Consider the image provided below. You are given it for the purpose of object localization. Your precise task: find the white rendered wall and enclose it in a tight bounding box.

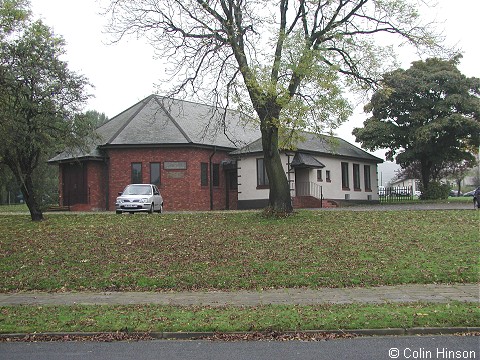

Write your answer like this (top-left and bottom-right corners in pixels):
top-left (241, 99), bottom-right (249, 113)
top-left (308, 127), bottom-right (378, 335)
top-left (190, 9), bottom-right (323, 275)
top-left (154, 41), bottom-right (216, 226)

top-left (237, 153), bottom-right (380, 202)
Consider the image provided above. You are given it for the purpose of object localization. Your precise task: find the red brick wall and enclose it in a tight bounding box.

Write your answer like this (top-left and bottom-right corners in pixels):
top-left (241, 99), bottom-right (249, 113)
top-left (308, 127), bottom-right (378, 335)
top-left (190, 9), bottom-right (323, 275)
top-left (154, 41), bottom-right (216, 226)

top-left (228, 189), bottom-right (238, 210)
top-left (107, 147), bottom-right (235, 211)
top-left (86, 161), bottom-right (106, 210)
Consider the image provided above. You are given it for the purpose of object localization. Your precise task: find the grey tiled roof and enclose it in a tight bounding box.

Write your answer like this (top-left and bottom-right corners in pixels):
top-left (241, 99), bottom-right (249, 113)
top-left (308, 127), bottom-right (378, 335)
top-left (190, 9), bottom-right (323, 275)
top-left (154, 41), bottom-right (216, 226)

top-left (48, 95), bottom-right (381, 164)
top-left (291, 152), bottom-right (326, 168)
top-left (48, 146), bottom-right (103, 163)
top-left (49, 95), bottom-right (260, 162)
top-left (231, 132), bottom-right (383, 163)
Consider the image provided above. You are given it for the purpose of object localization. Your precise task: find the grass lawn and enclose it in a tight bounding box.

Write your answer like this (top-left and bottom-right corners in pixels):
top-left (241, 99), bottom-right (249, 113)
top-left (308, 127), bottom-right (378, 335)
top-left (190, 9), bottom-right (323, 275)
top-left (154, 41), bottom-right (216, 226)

top-left (1, 210), bottom-right (478, 292)
top-left (1, 302), bottom-right (477, 334)
top-left (1, 209), bottom-right (478, 335)
top-left (0, 204), bottom-right (29, 213)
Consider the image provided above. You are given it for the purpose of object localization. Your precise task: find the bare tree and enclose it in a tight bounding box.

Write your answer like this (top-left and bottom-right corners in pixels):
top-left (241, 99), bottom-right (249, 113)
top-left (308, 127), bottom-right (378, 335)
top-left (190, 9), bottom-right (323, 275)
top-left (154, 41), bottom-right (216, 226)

top-left (104, 0), bottom-right (445, 214)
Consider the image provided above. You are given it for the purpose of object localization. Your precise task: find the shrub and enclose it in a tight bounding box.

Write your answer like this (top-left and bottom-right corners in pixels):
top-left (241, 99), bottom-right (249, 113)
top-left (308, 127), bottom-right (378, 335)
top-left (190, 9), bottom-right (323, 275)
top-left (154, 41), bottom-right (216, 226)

top-left (420, 182), bottom-right (450, 200)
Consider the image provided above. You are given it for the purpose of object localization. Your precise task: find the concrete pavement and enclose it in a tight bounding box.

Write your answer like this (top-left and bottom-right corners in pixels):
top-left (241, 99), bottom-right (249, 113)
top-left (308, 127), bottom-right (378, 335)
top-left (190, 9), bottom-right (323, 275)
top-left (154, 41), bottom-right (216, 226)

top-left (0, 283), bottom-right (478, 307)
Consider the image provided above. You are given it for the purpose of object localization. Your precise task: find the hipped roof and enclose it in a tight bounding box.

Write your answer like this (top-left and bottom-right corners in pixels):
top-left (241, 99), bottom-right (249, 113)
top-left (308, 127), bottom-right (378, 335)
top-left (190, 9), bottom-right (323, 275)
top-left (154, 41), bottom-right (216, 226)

top-left (231, 132), bottom-right (383, 163)
top-left (49, 95), bottom-right (382, 165)
top-left (49, 95), bottom-right (260, 163)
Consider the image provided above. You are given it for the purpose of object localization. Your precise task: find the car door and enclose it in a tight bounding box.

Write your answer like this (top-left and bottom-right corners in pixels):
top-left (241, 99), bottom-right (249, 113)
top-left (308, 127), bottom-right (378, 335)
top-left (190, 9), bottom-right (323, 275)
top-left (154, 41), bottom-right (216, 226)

top-left (152, 185), bottom-right (162, 210)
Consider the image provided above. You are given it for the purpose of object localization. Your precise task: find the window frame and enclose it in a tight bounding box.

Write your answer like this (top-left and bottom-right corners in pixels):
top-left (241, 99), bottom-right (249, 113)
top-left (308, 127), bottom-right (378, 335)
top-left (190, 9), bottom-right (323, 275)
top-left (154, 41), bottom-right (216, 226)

top-left (341, 162), bottom-right (350, 190)
top-left (326, 170), bottom-right (331, 182)
top-left (131, 162), bottom-right (142, 184)
top-left (317, 169), bottom-right (323, 182)
top-left (150, 162), bottom-right (161, 187)
top-left (201, 162), bottom-right (208, 186)
top-left (364, 165), bottom-right (372, 191)
top-left (256, 158), bottom-right (269, 188)
top-left (353, 163), bottom-right (361, 191)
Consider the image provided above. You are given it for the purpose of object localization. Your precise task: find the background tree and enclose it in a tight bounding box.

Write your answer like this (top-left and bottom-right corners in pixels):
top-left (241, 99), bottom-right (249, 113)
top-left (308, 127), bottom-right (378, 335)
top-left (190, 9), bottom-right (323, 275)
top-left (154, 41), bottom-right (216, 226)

top-left (85, 110), bottom-right (109, 127)
top-left (444, 158), bottom-right (478, 195)
top-left (0, 2), bottom-right (94, 221)
top-left (0, 163), bottom-right (20, 204)
top-left (0, 0), bottom-right (29, 37)
top-left (353, 56), bottom-right (480, 196)
top-left (392, 161), bottom-right (446, 185)
top-left (105, 0), bottom-right (444, 214)
top-left (391, 156), bottom-right (478, 198)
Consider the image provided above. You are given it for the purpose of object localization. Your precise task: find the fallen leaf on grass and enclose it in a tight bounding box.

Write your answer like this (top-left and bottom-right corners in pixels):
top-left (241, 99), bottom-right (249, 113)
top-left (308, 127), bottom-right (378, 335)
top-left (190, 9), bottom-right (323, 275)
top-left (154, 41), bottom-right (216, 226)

top-left (0, 332), bottom-right (154, 342)
top-left (203, 331), bottom-right (357, 342)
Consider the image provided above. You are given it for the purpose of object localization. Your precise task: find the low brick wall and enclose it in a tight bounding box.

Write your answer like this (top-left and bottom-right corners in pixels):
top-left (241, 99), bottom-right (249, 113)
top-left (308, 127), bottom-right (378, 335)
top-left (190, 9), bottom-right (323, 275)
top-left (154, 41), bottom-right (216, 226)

top-left (293, 196), bottom-right (337, 209)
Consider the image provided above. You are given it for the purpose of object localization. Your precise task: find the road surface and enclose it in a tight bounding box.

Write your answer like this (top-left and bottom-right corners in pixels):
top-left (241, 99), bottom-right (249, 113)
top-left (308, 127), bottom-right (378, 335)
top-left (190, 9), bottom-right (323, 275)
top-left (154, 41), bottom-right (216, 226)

top-left (1, 335), bottom-right (478, 360)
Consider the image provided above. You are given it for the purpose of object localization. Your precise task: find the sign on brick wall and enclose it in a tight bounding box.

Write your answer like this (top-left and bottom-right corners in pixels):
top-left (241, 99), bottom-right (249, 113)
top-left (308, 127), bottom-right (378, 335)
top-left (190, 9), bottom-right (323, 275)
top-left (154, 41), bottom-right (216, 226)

top-left (167, 171), bottom-right (185, 179)
top-left (164, 161), bottom-right (187, 170)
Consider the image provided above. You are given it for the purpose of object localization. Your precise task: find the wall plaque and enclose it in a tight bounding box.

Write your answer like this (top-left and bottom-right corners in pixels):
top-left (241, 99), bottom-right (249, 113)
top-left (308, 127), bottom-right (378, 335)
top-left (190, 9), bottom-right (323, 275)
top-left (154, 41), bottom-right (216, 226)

top-left (164, 161), bottom-right (187, 170)
top-left (167, 171), bottom-right (185, 179)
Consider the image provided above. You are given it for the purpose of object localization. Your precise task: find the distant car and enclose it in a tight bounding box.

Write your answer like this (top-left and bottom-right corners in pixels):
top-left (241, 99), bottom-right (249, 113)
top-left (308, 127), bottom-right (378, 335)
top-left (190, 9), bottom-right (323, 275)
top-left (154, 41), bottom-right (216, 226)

top-left (414, 190), bottom-right (422, 197)
top-left (115, 184), bottom-right (163, 214)
top-left (449, 190), bottom-right (462, 197)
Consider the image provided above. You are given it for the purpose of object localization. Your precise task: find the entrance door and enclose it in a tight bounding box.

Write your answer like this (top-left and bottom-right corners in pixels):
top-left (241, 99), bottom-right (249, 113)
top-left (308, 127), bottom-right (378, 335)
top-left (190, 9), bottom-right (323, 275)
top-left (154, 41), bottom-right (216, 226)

top-left (62, 163), bottom-right (88, 206)
top-left (224, 169), bottom-right (238, 210)
top-left (295, 168), bottom-right (310, 196)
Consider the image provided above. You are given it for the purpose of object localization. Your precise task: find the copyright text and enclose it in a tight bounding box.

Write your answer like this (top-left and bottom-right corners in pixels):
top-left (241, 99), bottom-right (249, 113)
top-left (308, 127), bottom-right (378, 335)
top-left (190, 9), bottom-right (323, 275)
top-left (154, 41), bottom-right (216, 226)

top-left (389, 347), bottom-right (477, 359)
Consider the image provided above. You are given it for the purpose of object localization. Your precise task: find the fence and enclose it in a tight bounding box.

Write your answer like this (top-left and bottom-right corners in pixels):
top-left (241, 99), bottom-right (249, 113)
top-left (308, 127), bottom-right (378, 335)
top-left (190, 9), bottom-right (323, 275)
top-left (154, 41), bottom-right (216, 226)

top-left (378, 186), bottom-right (414, 202)
top-left (295, 182), bottom-right (323, 200)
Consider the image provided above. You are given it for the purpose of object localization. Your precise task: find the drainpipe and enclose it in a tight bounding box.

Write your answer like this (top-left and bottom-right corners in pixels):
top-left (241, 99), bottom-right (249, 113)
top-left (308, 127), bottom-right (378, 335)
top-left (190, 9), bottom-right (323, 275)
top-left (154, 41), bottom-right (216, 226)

top-left (209, 146), bottom-right (217, 210)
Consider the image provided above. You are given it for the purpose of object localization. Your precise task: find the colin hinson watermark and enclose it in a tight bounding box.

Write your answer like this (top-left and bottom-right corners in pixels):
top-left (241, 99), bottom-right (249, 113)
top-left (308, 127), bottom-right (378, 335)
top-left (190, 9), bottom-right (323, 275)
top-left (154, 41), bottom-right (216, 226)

top-left (389, 347), bottom-right (477, 359)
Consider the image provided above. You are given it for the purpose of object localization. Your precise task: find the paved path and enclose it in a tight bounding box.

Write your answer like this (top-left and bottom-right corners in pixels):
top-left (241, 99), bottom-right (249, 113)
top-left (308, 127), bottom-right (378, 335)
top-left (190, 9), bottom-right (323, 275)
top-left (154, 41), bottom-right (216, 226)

top-left (0, 284), bottom-right (477, 307)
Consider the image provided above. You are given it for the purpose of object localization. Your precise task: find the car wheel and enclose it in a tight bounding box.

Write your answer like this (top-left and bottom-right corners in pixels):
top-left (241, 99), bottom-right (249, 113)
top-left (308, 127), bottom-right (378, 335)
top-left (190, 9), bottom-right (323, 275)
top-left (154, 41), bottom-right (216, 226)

top-left (149, 204), bottom-right (154, 214)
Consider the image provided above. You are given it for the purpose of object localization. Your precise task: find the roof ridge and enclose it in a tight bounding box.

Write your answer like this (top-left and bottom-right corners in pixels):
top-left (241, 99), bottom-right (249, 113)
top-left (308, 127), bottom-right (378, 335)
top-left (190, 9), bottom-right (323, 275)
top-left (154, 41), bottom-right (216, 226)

top-left (153, 96), bottom-right (193, 144)
top-left (100, 95), bottom-right (152, 128)
top-left (333, 135), bottom-right (383, 160)
top-left (105, 95), bottom-right (155, 144)
top-left (232, 130), bottom-right (382, 163)
top-left (152, 94), bottom-right (235, 114)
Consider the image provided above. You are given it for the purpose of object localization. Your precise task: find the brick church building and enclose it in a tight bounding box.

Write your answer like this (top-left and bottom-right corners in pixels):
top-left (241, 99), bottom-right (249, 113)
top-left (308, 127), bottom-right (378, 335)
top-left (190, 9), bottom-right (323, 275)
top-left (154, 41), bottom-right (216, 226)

top-left (49, 95), bottom-right (382, 211)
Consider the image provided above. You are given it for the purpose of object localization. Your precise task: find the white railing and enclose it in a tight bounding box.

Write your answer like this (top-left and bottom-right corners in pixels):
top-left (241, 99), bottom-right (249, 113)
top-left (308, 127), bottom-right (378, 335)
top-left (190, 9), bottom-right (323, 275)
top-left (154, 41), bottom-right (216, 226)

top-left (296, 182), bottom-right (323, 200)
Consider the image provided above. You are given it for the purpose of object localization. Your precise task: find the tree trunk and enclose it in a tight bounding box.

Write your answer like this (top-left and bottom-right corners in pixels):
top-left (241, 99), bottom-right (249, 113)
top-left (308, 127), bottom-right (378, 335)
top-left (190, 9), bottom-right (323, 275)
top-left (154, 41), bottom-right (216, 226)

top-left (261, 118), bottom-right (293, 214)
top-left (4, 149), bottom-right (44, 221)
top-left (456, 179), bottom-right (462, 197)
top-left (420, 159), bottom-right (432, 196)
top-left (19, 173), bottom-right (44, 221)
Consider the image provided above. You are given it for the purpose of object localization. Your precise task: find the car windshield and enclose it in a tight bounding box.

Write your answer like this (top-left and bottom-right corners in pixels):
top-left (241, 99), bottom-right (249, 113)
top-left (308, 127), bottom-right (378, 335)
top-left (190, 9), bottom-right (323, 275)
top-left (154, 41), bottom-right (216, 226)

top-left (123, 185), bottom-right (152, 195)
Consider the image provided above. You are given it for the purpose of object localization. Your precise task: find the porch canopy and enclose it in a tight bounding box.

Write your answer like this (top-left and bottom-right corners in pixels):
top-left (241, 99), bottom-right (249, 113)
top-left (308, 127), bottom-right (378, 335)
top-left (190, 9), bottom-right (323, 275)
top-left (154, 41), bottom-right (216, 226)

top-left (290, 152), bottom-right (325, 169)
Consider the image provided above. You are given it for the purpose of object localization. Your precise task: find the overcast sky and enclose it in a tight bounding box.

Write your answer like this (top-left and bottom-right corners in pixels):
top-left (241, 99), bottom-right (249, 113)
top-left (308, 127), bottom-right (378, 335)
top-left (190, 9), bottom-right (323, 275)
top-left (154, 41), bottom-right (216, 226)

top-left (30, 0), bottom-right (479, 183)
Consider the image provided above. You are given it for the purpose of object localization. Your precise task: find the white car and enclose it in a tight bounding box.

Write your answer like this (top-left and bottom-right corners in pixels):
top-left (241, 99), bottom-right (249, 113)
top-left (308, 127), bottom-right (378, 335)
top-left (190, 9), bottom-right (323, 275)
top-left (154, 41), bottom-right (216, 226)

top-left (115, 184), bottom-right (163, 214)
